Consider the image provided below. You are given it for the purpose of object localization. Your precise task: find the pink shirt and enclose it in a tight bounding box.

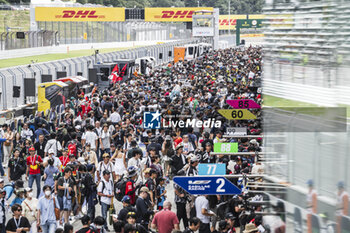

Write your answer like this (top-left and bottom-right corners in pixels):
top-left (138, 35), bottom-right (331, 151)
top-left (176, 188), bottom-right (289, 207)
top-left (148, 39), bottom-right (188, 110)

top-left (152, 209), bottom-right (179, 233)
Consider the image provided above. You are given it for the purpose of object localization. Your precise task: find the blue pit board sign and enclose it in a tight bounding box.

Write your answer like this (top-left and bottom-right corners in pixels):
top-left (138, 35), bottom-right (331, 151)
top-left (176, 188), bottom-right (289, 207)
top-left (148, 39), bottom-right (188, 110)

top-left (173, 176), bottom-right (241, 195)
top-left (198, 163), bottom-right (226, 175)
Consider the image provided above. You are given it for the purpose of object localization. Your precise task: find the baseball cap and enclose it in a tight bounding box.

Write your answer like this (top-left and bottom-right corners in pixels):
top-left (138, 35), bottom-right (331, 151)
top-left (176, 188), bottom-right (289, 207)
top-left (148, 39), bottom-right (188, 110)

top-left (338, 181), bottom-right (345, 189)
top-left (0, 178), bottom-right (4, 183)
top-left (28, 147), bottom-right (35, 151)
top-left (140, 186), bottom-right (149, 193)
top-left (103, 170), bottom-right (111, 176)
top-left (48, 148), bottom-right (55, 154)
top-left (225, 212), bottom-right (236, 220)
top-left (218, 220), bottom-right (228, 230)
top-left (77, 157), bottom-right (86, 164)
top-left (122, 195), bottom-right (131, 204)
top-left (144, 168), bottom-right (151, 174)
top-left (306, 179), bottom-right (313, 186)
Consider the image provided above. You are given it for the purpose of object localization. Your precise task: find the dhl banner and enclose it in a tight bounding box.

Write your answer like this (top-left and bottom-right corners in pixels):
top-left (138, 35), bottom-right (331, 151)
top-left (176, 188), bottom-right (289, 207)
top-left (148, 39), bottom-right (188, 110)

top-left (35, 7), bottom-right (125, 22)
top-left (218, 14), bottom-right (293, 30)
top-left (219, 15), bottom-right (264, 30)
top-left (145, 7), bottom-right (213, 22)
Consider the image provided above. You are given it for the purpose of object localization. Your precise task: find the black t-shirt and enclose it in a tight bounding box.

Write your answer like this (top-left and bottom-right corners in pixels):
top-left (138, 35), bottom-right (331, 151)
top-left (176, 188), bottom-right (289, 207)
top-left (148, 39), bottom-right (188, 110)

top-left (5, 217), bottom-right (31, 233)
top-left (182, 228), bottom-right (195, 233)
top-left (57, 177), bottom-right (75, 197)
top-left (145, 178), bottom-right (155, 193)
top-left (124, 224), bottom-right (147, 233)
top-left (117, 206), bottom-right (137, 223)
top-left (8, 157), bottom-right (26, 181)
top-left (34, 141), bottom-right (47, 158)
top-left (75, 226), bottom-right (98, 233)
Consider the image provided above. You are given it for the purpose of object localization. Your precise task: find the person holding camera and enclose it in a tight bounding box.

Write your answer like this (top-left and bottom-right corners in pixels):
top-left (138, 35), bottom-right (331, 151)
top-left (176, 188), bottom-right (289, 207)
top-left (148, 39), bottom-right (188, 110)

top-left (8, 149), bottom-right (26, 182)
top-left (43, 149), bottom-right (62, 171)
top-left (57, 167), bottom-right (76, 224)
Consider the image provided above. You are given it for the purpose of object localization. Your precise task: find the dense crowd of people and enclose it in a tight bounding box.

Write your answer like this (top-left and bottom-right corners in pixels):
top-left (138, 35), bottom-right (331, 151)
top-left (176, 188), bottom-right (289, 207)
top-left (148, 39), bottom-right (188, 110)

top-left (0, 46), bottom-right (287, 233)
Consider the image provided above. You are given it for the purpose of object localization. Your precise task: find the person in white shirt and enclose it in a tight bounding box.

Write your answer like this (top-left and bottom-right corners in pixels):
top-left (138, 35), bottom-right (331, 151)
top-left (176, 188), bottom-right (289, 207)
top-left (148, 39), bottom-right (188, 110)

top-left (95, 121), bottom-right (102, 138)
top-left (128, 151), bottom-right (142, 175)
top-left (195, 195), bottom-right (215, 233)
top-left (43, 149), bottom-right (62, 171)
top-left (21, 124), bottom-right (33, 141)
top-left (182, 135), bottom-right (194, 155)
top-left (82, 125), bottom-right (98, 151)
top-left (97, 153), bottom-right (115, 182)
top-left (213, 131), bottom-right (224, 144)
top-left (100, 124), bottom-right (111, 154)
top-left (22, 188), bottom-right (39, 233)
top-left (44, 133), bottom-right (62, 157)
top-left (97, 170), bottom-right (114, 231)
top-left (110, 109), bottom-right (121, 124)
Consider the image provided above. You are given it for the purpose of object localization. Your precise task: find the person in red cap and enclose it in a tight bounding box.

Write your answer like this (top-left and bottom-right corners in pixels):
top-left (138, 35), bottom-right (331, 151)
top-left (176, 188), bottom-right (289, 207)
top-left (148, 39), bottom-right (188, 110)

top-left (26, 147), bottom-right (43, 198)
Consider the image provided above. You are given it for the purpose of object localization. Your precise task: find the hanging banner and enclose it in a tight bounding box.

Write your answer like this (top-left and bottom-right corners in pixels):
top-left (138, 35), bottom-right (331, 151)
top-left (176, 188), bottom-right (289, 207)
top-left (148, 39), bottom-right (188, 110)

top-left (218, 14), bottom-right (264, 30)
top-left (35, 7), bottom-right (125, 22)
top-left (145, 7), bottom-right (213, 22)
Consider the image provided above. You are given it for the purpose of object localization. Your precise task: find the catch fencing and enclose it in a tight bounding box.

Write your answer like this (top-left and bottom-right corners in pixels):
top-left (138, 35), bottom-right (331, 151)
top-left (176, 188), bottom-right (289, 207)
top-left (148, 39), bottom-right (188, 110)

top-left (0, 38), bottom-right (198, 114)
top-left (0, 21), bottom-right (191, 50)
top-left (36, 21), bottom-right (191, 45)
top-left (0, 30), bottom-right (58, 50)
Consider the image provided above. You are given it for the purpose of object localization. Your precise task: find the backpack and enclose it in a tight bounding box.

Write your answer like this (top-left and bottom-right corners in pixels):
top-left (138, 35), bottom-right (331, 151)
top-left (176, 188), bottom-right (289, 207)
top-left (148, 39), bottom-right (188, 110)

top-left (68, 142), bottom-right (77, 157)
top-left (114, 176), bottom-right (128, 201)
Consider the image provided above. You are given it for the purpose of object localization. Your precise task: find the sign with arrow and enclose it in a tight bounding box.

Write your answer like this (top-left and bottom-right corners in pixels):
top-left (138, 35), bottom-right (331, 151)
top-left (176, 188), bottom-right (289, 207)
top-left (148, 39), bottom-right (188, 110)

top-left (218, 109), bottom-right (257, 120)
top-left (173, 176), bottom-right (241, 195)
top-left (226, 100), bottom-right (261, 109)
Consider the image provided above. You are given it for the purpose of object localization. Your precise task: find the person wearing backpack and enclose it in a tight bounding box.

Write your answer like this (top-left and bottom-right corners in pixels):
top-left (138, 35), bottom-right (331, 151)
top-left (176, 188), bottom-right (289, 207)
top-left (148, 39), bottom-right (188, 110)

top-left (97, 170), bottom-right (114, 232)
top-left (124, 167), bottom-right (138, 206)
top-left (117, 196), bottom-right (137, 223)
top-left (67, 133), bottom-right (82, 158)
top-left (75, 215), bottom-right (98, 233)
top-left (44, 133), bottom-right (62, 157)
top-left (83, 165), bottom-right (98, 220)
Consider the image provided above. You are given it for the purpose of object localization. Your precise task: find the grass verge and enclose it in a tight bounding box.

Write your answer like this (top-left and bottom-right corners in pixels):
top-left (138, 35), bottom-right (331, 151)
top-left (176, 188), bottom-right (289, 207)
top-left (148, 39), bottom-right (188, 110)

top-left (0, 47), bottom-right (137, 68)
